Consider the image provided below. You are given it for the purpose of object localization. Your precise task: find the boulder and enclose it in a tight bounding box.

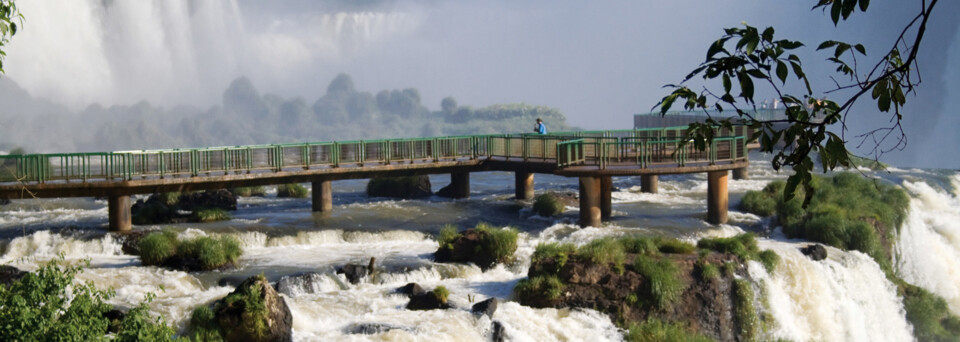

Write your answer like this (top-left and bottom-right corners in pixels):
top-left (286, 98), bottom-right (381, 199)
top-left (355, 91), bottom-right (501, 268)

top-left (114, 230), bottom-right (153, 256)
top-left (435, 183), bottom-right (457, 198)
top-left (215, 275), bottom-right (293, 342)
top-left (131, 195), bottom-right (179, 225)
top-left (491, 321), bottom-right (507, 342)
top-left (406, 291), bottom-right (451, 311)
top-left (396, 283), bottom-right (426, 297)
top-left (179, 189), bottom-right (238, 211)
top-left (800, 244), bottom-right (827, 261)
top-left (0, 265), bottom-right (26, 287)
top-left (366, 176), bottom-right (432, 199)
top-left (337, 263), bottom-right (369, 285)
top-left (471, 298), bottom-right (498, 317)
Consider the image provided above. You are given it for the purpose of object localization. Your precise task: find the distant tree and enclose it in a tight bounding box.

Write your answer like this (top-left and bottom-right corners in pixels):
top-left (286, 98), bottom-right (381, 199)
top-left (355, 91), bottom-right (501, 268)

top-left (279, 98), bottom-right (311, 134)
top-left (658, 0), bottom-right (939, 203)
top-left (441, 96), bottom-right (458, 115)
top-left (223, 77), bottom-right (268, 120)
top-left (326, 73), bottom-right (356, 100)
top-left (0, 0), bottom-right (23, 75)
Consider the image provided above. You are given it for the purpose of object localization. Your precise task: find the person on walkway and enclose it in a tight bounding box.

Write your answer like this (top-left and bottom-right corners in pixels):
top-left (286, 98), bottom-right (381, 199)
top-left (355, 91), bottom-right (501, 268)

top-left (534, 118), bottom-right (547, 134)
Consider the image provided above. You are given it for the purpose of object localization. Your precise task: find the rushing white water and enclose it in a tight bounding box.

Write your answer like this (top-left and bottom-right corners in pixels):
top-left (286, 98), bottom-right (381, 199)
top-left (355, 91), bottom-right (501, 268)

top-left (896, 176), bottom-right (960, 314)
top-left (750, 241), bottom-right (914, 342)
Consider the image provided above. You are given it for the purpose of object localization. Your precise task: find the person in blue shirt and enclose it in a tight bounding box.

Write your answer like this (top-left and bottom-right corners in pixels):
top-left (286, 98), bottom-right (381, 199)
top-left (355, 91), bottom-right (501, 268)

top-left (534, 118), bottom-right (547, 134)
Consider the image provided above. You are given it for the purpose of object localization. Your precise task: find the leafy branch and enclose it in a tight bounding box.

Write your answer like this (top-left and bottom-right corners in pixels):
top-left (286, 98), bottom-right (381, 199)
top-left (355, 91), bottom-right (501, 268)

top-left (655, 0), bottom-right (938, 204)
top-left (0, 0), bottom-right (24, 74)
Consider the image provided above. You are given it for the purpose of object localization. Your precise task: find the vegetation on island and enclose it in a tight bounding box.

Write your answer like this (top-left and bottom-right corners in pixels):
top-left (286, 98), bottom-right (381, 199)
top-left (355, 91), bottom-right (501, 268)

top-left (189, 274), bottom-right (292, 342)
top-left (0, 257), bottom-right (183, 341)
top-left (276, 183), bottom-right (308, 198)
top-left (533, 193), bottom-right (565, 217)
top-left (139, 230), bottom-right (242, 271)
top-left (229, 186), bottom-right (266, 197)
top-left (740, 172), bottom-right (960, 340)
top-left (434, 223), bottom-right (519, 270)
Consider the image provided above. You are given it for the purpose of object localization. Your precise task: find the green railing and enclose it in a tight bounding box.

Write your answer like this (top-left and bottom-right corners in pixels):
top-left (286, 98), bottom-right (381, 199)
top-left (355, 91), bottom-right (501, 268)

top-left (0, 127), bottom-right (749, 184)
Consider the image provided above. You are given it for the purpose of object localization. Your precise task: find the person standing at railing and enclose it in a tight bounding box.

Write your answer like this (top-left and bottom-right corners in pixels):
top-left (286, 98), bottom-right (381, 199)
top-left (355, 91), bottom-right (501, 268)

top-left (534, 118), bottom-right (547, 134)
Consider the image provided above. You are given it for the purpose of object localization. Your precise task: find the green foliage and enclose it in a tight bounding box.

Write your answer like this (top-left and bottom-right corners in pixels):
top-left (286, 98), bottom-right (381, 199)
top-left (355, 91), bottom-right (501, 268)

top-left (733, 279), bottom-right (758, 341)
top-left (0, 257), bottom-right (182, 341)
top-left (624, 319), bottom-right (713, 342)
top-left (436, 225), bottom-right (458, 251)
top-left (474, 223), bottom-right (519, 264)
top-left (192, 208), bottom-right (231, 222)
top-left (276, 183), bottom-right (308, 198)
top-left (531, 242), bottom-right (577, 269)
top-left (139, 230), bottom-right (180, 266)
top-left (697, 233), bottom-right (758, 261)
top-left (432, 286), bottom-right (450, 304)
top-left (139, 231), bottom-right (242, 270)
top-left (633, 255), bottom-right (684, 309)
top-left (656, 238), bottom-right (697, 254)
top-left (160, 192), bottom-right (181, 206)
top-left (0, 0), bottom-right (23, 74)
top-left (533, 193), bottom-right (565, 217)
top-left (656, 0), bottom-right (937, 203)
top-left (722, 261), bottom-right (737, 277)
top-left (189, 305), bottom-right (223, 342)
top-left (514, 275), bottom-right (565, 301)
top-left (578, 237), bottom-right (626, 274)
top-left (739, 190), bottom-right (777, 217)
top-left (222, 276), bottom-right (269, 340)
top-left (902, 285), bottom-right (960, 342)
top-left (758, 250), bottom-right (780, 273)
top-left (618, 236), bottom-right (696, 255)
top-left (696, 260), bottom-right (720, 281)
top-left (230, 186), bottom-right (266, 197)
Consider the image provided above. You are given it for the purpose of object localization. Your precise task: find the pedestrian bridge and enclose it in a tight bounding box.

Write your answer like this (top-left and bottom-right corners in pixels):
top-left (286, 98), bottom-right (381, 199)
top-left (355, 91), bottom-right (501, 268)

top-left (0, 126), bottom-right (751, 231)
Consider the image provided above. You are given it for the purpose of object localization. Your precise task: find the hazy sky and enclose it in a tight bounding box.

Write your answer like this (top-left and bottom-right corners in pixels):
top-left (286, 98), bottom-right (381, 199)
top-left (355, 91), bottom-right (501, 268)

top-left (4, 0), bottom-right (958, 168)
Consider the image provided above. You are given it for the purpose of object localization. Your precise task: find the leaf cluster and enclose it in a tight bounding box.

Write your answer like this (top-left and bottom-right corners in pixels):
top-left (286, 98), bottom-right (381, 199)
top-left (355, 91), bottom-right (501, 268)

top-left (0, 0), bottom-right (24, 74)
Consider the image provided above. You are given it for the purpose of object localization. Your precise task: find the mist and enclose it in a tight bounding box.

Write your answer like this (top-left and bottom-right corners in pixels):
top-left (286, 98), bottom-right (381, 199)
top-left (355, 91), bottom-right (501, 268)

top-left (1, 0), bottom-right (957, 168)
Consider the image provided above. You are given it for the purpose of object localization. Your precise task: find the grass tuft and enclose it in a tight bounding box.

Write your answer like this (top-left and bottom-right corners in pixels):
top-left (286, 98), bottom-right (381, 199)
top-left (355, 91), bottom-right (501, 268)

top-left (139, 231), bottom-right (242, 270)
top-left (138, 230), bottom-right (179, 265)
top-left (625, 319), bottom-right (713, 342)
top-left (733, 279), bottom-right (758, 341)
top-left (474, 223), bottom-right (519, 264)
top-left (533, 193), bottom-right (565, 217)
top-left (578, 237), bottom-right (626, 274)
top-left (192, 208), bottom-right (231, 222)
top-left (276, 183), bottom-right (308, 198)
top-left (633, 255), bottom-right (684, 309)
top-left (230, 186), bottom-right (266, 197)
top-left (514, 275), bottom-right (565, 301)
top-left (432, 286), bottom-right (450, 304)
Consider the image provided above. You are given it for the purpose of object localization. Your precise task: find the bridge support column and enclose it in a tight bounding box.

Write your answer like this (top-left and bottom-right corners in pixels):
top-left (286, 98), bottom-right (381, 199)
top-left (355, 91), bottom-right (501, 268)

top-left (601, 176), bottom-right (612, 220)
top-left (312, 180), bottom-right (333, 212)
top-left (579, 176), bottom-right (602, 227)
top-left (732, 167), bottom-right (749, 180)
top-left (448, 172), bottom-right (470, 198)
top-left (707, 170), bottom-right (728, 225)
top-left (108, 195), bottom-right (131, 232)
top-left (641, 175), bottom-right (658, 194)
top-left (515, 172), bottom-right (534, 200)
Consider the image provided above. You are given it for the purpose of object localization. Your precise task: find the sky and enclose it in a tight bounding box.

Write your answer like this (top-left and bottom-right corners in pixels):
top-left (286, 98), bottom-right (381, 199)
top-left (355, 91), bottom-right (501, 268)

top-left (3, 0), bottom-right (958, 168)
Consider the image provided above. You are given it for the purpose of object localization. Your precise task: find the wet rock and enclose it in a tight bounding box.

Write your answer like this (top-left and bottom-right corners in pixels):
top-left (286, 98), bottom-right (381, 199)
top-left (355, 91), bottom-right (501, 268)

top-left (104, 308), bottom-right (126, 334)
top-left (396, 283), bottom-right (425, 297)
top-left (800, 244), bottom-right (827, 261)
top-left (131, 190), bottom-right (237, 225)
top-left (406, 291), bottom-right (451, 311)
top-left (179, 189), bottom-right (237, 211)
top-left (0, 265), bottom-right (26, 287)
top-left (491, 321), bottom-right (507, 342)
top-left (346, 322), bottom-right (414, 335)
top-left (114, 230), bottom-right (154, 255)
top-left (337, 263), bottom-right (369, 285)
top-left (436, 183), bottom-right (457, 198)
top-left (215, 275), bottom-right (293, 342)
top-left (0, 198), bottom-right (9, 205)
top-left (366, 175), bottom-right (432, 199)
top-left (471, 298), bottom-right (499, 317)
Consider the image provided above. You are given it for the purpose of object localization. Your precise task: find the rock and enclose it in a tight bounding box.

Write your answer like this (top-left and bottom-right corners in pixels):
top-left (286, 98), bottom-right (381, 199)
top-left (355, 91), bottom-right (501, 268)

top-left (104, 308), bottom-right (126, 333)
top-left (434, 228), bottom-right (517, 271)
top-left (800, 244), bottom-right (827, 261)
top-left (471, 298), bottom-right (498, 317)
top-left (114, 230), bottom-right (153, 255)
top-left (491, 321), bottom-right (507, 342)
top-left (337, 263), bottom-right (368, 285)
top-left (131, 195), bottom-right (179, 225)
top-left (396, 283), bottom-right (425, 297)
top-left (406, 291), bottom-right (451, 311)
top-left (345, 322), bottom-right (414, 335)
top-left (0, 265), bottom-right (26, 287)
top-left (366, 176), bottom-right (432, 199)
top-left (0, 198), bottom-right (9, 205)
top-left (179, 189), bottom-right (238, 211)
top-left (215, 275), bottom-right (293, 342)
top-left (275, 272), bottom-right (343, 296)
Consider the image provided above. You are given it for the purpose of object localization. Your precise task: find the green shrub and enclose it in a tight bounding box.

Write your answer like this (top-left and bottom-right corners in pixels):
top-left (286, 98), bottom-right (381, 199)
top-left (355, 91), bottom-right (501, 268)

top-left (179, 236), bottom-right (242, 270)
top-left (221, 276), bottom-right (269, 339)
top-left (475, 223), bottom-right (519, 264)
top-left (230, 186), bottom-right (266, 197)
top-left (531, 242), bottom-right (577, 269)
top-left (618, 236), bottom-right (660, 256)
top-left (192, 208), bottom-right (231, 222)
top-left (514, 275), bottom-right (565, 301)
top-left (696, 260), bottom-right (720, 281)
top-left (0, 257), bottom-right (181, 341)
top-left (902, 284), bottom-right (960, 341)
top-left (578, 237), bottom-right (626, 273)
top-left (633, 255), bottom-right (684, 309)
top-left (733, 279), bottom-right (758, 341)
top-left (533, 193), bottom-right (565, 217)
top-left (655, 238), bottom-right (697, 254)
top-left (757, 250), bottom-right (780, 273)
top-left (139, 230), bottom-right (179, 266)
top-left (160, 192), bottom-right (181, 206)
top-left (739, 190), bottom-right (777, 216)
top-left (722, 261), bottom-right (737, 277)
top-left (697, 233), bottom-right (758, 261)
top-left (189, 305), bottom-right (223, 342)
top-left (276, 183), bottom-right (308, 198)
top-left (432, 286), bottom-right (450, 304)
top-left (625, 319), bottom-right (713, 342)
top-left (436, 225), bottom-right (458, 251)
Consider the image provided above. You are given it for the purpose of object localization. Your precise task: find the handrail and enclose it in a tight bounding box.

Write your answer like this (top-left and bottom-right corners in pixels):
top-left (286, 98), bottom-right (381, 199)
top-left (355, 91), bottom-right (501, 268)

top-left (0, 126), bottom-right (750, 184)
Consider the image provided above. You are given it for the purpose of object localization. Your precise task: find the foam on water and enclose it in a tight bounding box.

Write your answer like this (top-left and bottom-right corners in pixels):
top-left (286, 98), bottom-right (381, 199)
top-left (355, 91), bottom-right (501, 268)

top-left (896, 178), bottom-right (960, 313)
top-left (0, 230), bottom-right (124, 264)
top-left (752, 241), bottom-right (913, 342)
top-left (0, 207), bottom-right (108, 228)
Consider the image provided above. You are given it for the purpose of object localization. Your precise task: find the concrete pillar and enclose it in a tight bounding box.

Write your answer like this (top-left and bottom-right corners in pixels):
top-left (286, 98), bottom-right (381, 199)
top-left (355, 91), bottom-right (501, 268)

top-left (732, 167), bottom-right (749, 180)
top-left (312, 180), bottom-right (333, 212)
top-left (515, 172), bottom-right (534, 200)
top-left (579, 176), bottom-right (602, 227)
top-left (641, 175), bottom-right (658, 194)
top-left (108, 195), bottom-right (131, 232)
top-left (600, 176), bottom-right (612, 220)
top-left (707, 170), bottom-right (729, 225)
top-left (449, 172), bottom-right (470, 198)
